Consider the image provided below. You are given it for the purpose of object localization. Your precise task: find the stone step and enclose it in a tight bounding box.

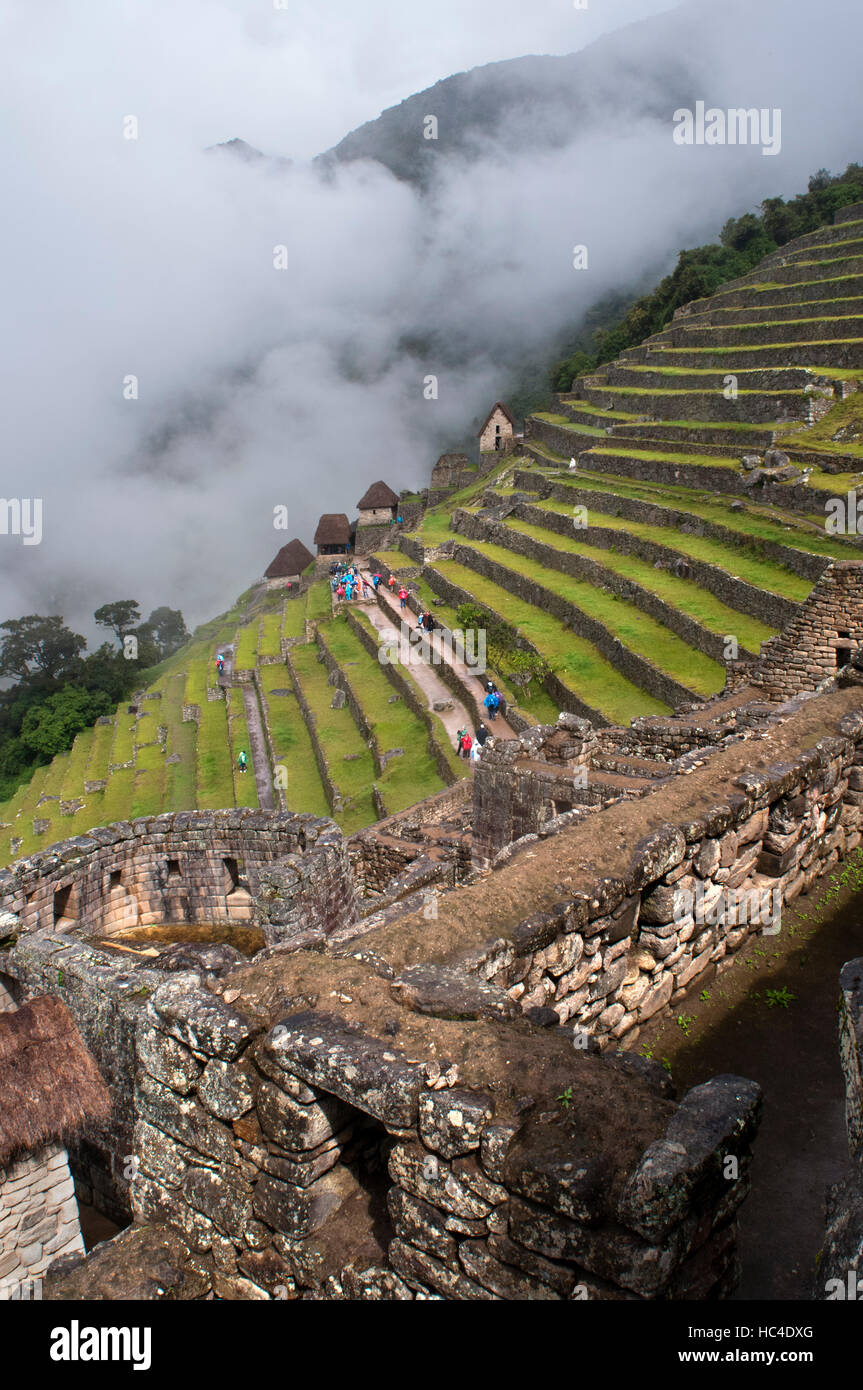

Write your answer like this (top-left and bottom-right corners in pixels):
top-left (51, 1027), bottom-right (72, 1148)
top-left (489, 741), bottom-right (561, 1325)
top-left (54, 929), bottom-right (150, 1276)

top-left (604, 364), bottom-right (817, 393)
top-left (576, 382), bottom-right (814, 427)
top-left (623, 341), bottom-right (863, 370)
top-left (668, 316), bottom-right (863, 347)
top-left (590, 751), bottom-right (672, 779)
top-left (759, 236), bottom-right (863, 268)
top-left (689, 273), bottom-right (863, 315)
top-left (681, 297), bottom-right (863, 328)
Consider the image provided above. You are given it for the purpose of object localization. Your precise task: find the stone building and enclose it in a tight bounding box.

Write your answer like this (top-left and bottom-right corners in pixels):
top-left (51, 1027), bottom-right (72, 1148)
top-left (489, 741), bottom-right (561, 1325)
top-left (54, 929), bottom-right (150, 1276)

top-left (0, 995), bottom-right (110, 1295)
top-left (313, 514), bottom-right (353, 562)
top-left (264, 539), bottom-right (315, 590)
top-left (428, 454), bottom-right (473, 506)
top-left (356, 481), bottom-right (399, 526)
top-left (478, 403), bottom-right (517, 469)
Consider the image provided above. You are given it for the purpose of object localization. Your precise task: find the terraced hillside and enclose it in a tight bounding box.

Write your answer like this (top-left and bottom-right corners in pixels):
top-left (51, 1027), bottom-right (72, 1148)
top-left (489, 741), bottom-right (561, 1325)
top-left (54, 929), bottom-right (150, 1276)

top-left (403, 204), bottom-right (863, 726)
top-left (0, 576), bottom-right (464, 867)
top-left (6, 204), bottom-right (863, 866)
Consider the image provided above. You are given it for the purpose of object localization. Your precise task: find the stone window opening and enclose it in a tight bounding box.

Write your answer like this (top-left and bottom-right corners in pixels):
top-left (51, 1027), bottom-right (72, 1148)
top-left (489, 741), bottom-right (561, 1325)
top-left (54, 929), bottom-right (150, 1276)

top-left (223, 857), bottom-right (241, 892)
top-left (109, 870), bottom-right (122, 889)
top-left (53, 883), bottom-right (76, 926)
top-left (836, 641), bottom-right (854, 669)
top-left (166, 858), bottom-right (182, 881)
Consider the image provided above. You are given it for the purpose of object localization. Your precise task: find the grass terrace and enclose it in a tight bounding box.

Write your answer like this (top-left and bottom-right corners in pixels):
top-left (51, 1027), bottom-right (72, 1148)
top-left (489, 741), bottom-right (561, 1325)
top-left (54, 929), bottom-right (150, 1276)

top-left (427, 558), bottom-right (673, 724)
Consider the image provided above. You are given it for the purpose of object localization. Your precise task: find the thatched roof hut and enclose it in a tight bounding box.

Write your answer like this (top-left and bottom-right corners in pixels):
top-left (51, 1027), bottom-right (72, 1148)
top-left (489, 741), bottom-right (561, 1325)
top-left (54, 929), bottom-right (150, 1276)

top-left (0, 996), bottom-right (111, 1168)
top-left (313, 514), bottom-right (352, 554)
top-left (265, 538), bottom-right (315, 581)
top-left (357, 480), bottom-right (399, 511)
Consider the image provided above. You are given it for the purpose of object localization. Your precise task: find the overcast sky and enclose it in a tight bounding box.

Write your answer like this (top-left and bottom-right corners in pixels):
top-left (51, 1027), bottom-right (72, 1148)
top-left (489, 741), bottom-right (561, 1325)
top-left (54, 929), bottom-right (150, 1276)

top-left (2, 0), bottom-right (680, 161)
top-left (1, 0), bottom-right (860, 638)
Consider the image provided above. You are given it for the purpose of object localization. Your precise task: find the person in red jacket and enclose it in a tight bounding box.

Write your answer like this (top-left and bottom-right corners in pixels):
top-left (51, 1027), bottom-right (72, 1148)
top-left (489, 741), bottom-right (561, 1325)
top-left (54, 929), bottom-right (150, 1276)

top-left (398, 586), bottom-right (408, 609)
top-left (459, 731), bottom-right (473, 759)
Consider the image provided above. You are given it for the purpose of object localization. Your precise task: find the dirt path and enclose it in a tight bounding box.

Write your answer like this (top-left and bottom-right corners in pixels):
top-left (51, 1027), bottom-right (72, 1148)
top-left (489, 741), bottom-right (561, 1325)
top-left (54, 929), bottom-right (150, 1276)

top-left (362, 601), bottom-right (473, 751)
top-left (242, 684), bottom-right (274, 810)
top-left (374, 583), bottom-right (517, 741)
top-left (635, 856), bottom-right (863, 1300)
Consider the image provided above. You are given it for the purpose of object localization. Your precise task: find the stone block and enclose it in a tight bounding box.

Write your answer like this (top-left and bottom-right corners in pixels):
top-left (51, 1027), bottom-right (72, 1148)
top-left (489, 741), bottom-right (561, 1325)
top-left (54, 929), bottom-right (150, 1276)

top-left (263, 1011), bottom-right (423, 1128)
top-left (617, 1075), bottom-right (762, 1242)
top-left (418, 1088), bottom-right (495, 1159)
top-left (148, 975), bottom-right (253, 1060)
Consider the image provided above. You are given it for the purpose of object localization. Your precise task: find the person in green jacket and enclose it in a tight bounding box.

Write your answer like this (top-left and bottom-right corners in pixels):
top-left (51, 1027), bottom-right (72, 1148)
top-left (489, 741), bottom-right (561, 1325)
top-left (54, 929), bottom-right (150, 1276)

top-left (238, 750), bottom-right (248, 774)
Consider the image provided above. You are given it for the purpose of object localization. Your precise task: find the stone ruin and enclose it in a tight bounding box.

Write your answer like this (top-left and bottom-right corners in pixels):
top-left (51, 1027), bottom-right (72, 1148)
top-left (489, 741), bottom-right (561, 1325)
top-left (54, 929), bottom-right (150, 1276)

top-left (0, 676), bottom-right (861, 1297)
top-left (1, 571), bottom-right (863, 1299)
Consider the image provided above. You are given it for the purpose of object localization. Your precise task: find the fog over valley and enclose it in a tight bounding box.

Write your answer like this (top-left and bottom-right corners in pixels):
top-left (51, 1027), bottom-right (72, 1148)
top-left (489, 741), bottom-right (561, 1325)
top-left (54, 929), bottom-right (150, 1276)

top-left (2, 0), bottom-right (861, 638)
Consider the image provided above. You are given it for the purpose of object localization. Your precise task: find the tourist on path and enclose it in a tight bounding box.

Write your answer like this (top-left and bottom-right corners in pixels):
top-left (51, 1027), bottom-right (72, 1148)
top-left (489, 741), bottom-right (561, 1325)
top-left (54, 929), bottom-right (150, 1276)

top-left (475, 723), bottom-right (488, 747)
top-left (372, 573), bottom-right (382, 590)
top-left (470, 740), bottom-right (482, 764)
top-left (455, 726), bottom-right (466, 756)
top-left (237, 750), bottom-right (248, 774)
top-left (398, 586), bottom-right (408, 610)
top-left (388, 574), bottom-right (397, 591)
top-left (483, 690), bottom-right (500, 720)
top-left (459, 731), bottom-right (473, 759)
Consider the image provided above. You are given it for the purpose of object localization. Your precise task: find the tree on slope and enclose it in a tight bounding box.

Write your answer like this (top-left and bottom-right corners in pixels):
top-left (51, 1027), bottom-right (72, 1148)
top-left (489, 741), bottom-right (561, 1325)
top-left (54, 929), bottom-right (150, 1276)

top-left (94, 600), bottom-right (141, 648)
top-left (0, 615), bottom-right (86, 681)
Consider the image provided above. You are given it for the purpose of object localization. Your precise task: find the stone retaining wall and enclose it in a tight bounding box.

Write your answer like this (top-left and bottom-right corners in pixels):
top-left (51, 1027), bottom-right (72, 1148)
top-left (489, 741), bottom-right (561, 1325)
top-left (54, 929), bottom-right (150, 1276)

top-left (447, 540), bottom-right (699, 711)
top-left (472, 705), bottom-right (863, 1050)
top-left (455, 508), bottom-right (775, 661)
top-left (0, 1142), bottom-right (85, 1293)
top-left (511, 470), bottom-right (834, 586)
top-left (70, 967), bottom-right (761, 1302)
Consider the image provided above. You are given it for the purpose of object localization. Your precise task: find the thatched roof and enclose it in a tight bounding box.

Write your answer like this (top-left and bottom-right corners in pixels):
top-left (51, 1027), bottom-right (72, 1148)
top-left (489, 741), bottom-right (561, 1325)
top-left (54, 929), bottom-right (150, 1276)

top-left (479, 402), bottom-right (517, 435)
top-left (265, 538), bottom-right (315, 579)
top-left (357, 480), bottom-right (399, 510)
top-left (314, 513), bottom-right (352, 546)
top-left (0, 996), bottom-right (112, 1167)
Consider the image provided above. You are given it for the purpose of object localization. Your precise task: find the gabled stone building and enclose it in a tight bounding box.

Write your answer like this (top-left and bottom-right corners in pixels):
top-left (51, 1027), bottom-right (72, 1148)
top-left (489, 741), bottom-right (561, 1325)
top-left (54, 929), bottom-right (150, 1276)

top-left (478, 402), bottom-right (517, 470)
top-left (0, 995), bottom-right (111, 1295)
top-left (356, 481), bottom-right (399, 526)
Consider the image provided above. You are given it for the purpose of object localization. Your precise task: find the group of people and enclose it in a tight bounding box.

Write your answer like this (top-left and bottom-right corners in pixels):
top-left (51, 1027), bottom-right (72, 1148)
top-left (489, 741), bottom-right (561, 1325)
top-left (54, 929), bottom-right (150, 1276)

top-left (414, 609), bottom-right (438, 634)
top-left (329, 562), bottom-right (376, 602)
top-left (456, 722), bottom-right (490, 763)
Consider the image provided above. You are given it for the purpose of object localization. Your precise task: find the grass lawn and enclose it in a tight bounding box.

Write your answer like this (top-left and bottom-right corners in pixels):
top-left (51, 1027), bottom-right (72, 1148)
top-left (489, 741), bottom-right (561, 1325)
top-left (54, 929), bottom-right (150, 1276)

top-left (428, 559), bottom-right (673, 724)
top-left (450, 538), bottom-right (726, 697)
top-left (305, 580), bottom-right (333, 623)
top-left (500, 516), bottom-right (777, 652)
top-left (545, 467), bottom-right (862, 562)
top-left (259, 609), bottom-right (284, 658)
top-left (226, 698), bottom-right (260, 809)
top-left (319, 617), bottom-right (447, 810)
top-left (527, 497), bottom-right (811, 604)
top-left (234, 617), bottom-right (260, 672)
top-left (195, 698), bottom-right (236, 810)
top-left (258, 666), bottom-right (330, 818)
top-left (283, 597), bottom-right (306, 640)
top-left (289, 643), bottom-right (378, 832)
